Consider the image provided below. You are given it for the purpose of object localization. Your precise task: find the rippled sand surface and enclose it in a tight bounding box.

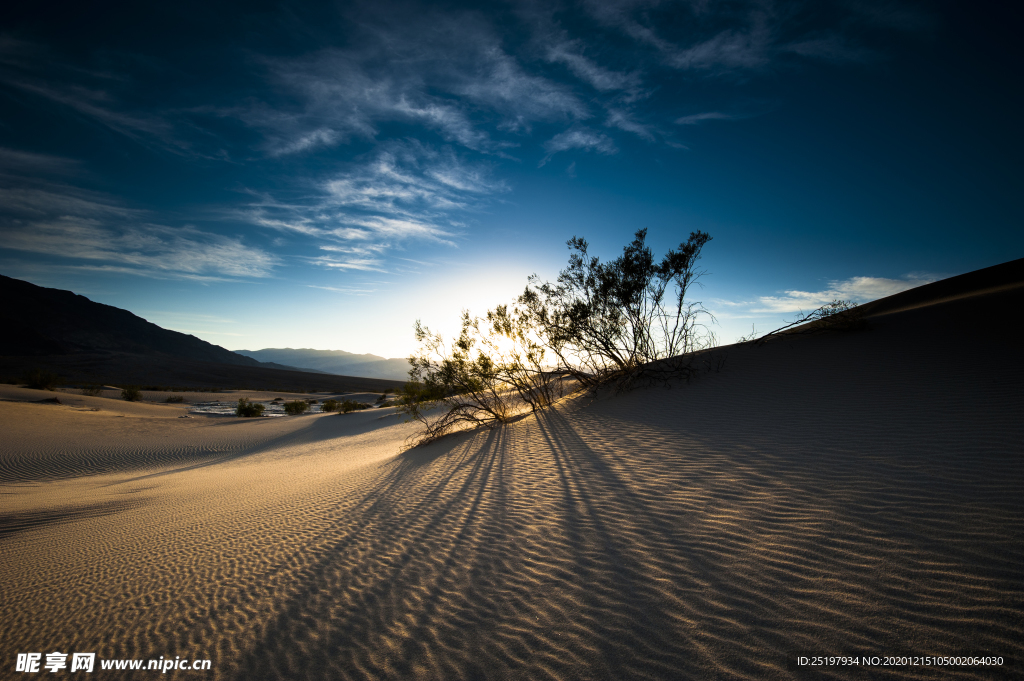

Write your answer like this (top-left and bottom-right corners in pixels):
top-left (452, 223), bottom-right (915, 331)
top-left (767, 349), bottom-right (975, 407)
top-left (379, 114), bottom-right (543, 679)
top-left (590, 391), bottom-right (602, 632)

top-left (2, 294), bottom-right (1022, 680)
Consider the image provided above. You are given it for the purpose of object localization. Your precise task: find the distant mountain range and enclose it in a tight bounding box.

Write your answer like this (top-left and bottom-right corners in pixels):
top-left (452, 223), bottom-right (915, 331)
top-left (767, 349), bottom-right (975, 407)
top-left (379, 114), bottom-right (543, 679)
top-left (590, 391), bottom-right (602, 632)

top-left (0, 274), bottom-right (403, 392)
top-left (235, 348), bottom-right (410, 381)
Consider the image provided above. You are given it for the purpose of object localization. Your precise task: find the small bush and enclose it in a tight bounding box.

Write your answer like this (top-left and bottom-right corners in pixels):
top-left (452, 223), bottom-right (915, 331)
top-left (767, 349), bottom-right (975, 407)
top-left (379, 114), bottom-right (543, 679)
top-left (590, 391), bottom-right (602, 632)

top-left (24, 368), bottom-right (62, 391)
top-left (340, 399), bottom-right (370, 414)
top-left (272, 397), bottom-right (282, 402)
top-left (80, 385), bottom-right (104, 397)
top-left (320, 399), bottom-right (341, 412)
top-left (283, 400), bottom-right (309, 415)
top-left (121, 386), bottom-right (142, 402)
top-left (236, 397), bottom-right (265, 417)
top-left (756, 299), bottom-right (864, 344)
top-left (165, 395), bottom-right (185, 403)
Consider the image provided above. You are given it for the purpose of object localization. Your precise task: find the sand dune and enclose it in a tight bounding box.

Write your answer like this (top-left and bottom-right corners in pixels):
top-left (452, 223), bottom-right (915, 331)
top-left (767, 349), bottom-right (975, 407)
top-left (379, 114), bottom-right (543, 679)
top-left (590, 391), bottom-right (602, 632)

top-left (1, 280), bottom-right (1022, 679)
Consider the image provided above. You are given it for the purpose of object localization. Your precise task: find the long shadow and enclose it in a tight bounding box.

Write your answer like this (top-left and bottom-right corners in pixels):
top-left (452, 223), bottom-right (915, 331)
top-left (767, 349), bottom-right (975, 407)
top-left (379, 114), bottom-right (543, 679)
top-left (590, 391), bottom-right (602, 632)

top-left (532, 409), bottom-right (705, 679)
top-left (224, 425), bottom-right (515, 680)
top-left (0, 498), bottom-right (144, 540)
top-left (225, 408), bottom-right (723, 679)
top-left (102, 411), bottom-right (401, 487)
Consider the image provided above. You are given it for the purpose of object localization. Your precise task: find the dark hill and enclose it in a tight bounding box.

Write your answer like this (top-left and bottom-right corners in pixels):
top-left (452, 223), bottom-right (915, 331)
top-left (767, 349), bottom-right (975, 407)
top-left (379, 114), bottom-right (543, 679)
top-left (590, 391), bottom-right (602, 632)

top-left (0, 275), bottom-right (403, 392)
top-left (0, 274), bottom-right (263, 364)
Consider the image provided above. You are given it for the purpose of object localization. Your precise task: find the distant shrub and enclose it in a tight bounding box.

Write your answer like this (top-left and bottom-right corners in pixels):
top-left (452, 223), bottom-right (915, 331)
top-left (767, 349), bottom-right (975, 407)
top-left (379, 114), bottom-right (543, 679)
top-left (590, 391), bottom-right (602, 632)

top-left (165, 395), bottom-right (185, 403)
top-left (283, 400), bottom-right (309, 415)
top-left (80, 385), bottom-right (104, 397)
top-left (236, 397), bottom-right (265, 417)
top-left (24, 368), bottom-right (62, 391)
top-left (121, 386), bottom-right (142, 402)
top-left (320, 399), bottom-right (341, 413)
top-left (272, 397), bottom-right (282, 402)
top-left (756, 299), bottom-right (864, 344)
top-left (340, 399), bottom-right (370, 414)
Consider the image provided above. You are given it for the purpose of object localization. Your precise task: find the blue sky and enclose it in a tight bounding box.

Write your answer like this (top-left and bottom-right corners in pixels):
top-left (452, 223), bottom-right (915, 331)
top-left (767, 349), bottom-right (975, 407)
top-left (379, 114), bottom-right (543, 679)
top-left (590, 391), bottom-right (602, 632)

top-left (1, 1), bottom-right (1020, 358)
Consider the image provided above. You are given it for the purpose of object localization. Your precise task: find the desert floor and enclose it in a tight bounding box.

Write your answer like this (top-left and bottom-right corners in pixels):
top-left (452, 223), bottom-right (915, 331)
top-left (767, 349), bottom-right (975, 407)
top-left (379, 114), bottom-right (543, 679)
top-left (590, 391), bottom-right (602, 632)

top-left (2, 294), bottom-right (1022, 679)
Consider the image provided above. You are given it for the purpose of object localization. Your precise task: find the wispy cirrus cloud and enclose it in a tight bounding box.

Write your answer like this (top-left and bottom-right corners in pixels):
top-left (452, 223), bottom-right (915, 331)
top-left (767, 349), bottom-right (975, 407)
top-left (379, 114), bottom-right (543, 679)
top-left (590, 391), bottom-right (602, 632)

top-left (749, 274), bottom-right (937, 314)
top-left (675, 111), bottom-right (735, 125)
top-left (0, 173), bottom-right (277, 281)
top-left (579, 0), bottom-right (928, 74)
top-left (243, 141), bottom-right (508, 271)
top-left (244, 15), bottom-right (588, 157)
top-left (0, 38), bottom-right (224, 159)
top-left (2, 216), bottom-right (277, 281)
top-left (546, 41), bottom-right (642, 94)
top-left (540, 127), bottom-right (617, 166)
top-left (0, 146), bottom-right (82, 176)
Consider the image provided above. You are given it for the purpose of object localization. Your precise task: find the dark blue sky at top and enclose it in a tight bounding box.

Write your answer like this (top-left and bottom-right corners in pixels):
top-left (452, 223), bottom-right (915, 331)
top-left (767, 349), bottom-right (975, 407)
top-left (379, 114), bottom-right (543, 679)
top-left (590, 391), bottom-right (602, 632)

top-left (0, 0), bottom-right (1020, 355)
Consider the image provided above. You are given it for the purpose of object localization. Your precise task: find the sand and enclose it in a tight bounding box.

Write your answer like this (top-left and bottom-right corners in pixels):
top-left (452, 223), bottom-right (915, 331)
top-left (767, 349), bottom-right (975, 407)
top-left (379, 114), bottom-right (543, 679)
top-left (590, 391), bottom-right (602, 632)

top-left (1, 284), bottom-right (1022, 679)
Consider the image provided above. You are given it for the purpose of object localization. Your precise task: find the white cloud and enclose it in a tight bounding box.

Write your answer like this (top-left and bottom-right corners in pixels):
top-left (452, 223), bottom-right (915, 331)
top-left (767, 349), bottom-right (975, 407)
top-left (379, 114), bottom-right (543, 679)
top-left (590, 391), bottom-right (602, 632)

top-left (320, 142), bottom-right (507, 233)
top-left (241, 141), bottom-right (505, 270)
top-left (605, 108), bottom-right (655, 140)
top-left (540, 127), bottom-right (617, 166)
top-left (0, 185), bottom-right (140, 219)
top-left (307, 284), bottom-right (377, 294)
top-left (2, 216), bottom-right (277, 280)
top-left (751, 275), bottom-right (937, 314)
top-left (578, 0), bottom-right (905, 75)
top-left (246, 18), bottom-right (586, 156)
top-left (546, 41), bottom-right (642, 93)
top-left (0, 181), bottom-right (277, 281)
top-left (667, 25), bottom-right (772, 71)
top-left (0, 147), bottom-right (81, 176)
top-left (308, 254), bottom-right (388, 272)
top-left (675, 111), bottom-right (733, 125)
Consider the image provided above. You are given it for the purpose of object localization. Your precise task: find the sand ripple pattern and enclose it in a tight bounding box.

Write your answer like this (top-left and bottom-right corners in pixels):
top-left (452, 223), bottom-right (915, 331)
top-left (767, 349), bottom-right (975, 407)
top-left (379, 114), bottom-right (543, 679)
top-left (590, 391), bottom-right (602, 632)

top-left (1, 306), bottom-right (1022, 680)
top-left (0, 403), bottom-right (318, 483)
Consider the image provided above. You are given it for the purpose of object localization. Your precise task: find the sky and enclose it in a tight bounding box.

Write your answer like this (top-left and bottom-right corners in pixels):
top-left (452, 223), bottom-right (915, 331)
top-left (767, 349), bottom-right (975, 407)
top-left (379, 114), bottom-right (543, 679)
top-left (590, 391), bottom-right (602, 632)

top-left (0, 0), bottom-right (1020, 359)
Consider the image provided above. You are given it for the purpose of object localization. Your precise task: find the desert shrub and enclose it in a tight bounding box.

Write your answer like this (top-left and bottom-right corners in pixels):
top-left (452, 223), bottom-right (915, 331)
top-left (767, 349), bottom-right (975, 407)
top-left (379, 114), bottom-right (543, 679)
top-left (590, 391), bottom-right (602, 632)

top-left (756, 299), bottom-right (863, 344)
top-left (80, 385), bottom-right (103, 397)
top-left (165, 395), bottom-right (185, 403)
top-left (121, 386), bottom-right (142, 402)
top-left (340, 399), bottom-right (370, 414)
top-left (24, 368), bottom-right (62, 391)
top-left (320, 399), bottom-right (340, 412)
top-left (283, 400), bottom-right (309, 415)
top-left (402, 308), bottom-right (568, 442)
top-left (400, 229), bottom-right (716, 445)
top-left (236, 397), bottom-right (265, 417)
top-left (272, 397), bottom-right (282, 402)
top-left (518, 228), bottom-right (716, 388)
